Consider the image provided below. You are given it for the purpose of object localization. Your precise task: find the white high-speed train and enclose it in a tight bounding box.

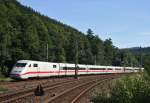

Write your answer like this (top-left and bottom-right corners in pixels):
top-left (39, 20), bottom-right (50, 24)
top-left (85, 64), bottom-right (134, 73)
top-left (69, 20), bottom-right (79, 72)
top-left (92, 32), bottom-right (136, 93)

top-left (10, 60), bottom-right (144, 79)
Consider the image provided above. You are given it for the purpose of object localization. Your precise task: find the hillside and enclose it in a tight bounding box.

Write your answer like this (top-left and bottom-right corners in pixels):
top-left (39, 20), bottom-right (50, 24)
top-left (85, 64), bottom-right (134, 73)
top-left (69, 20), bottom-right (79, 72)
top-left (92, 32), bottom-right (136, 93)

top-left (122, 47), bottom-right (150, 54)
top-left (0, 0), bottom-right (142, 75)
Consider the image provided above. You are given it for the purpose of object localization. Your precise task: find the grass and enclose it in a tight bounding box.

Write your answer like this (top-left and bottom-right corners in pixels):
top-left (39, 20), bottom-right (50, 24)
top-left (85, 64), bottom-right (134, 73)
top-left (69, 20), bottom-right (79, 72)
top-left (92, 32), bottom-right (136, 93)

top-left (0, 76), bottom-right (14, 93)
top-left (0, 86), bottom-right (8, 92)
top-left (0, 76), bottom-right (14, 82)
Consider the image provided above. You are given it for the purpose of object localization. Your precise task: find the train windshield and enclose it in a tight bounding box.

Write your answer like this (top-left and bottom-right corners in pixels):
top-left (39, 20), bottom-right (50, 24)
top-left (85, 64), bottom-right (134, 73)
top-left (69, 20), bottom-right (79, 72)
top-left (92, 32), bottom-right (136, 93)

top-left (15, 63), bottom-right (27, 67)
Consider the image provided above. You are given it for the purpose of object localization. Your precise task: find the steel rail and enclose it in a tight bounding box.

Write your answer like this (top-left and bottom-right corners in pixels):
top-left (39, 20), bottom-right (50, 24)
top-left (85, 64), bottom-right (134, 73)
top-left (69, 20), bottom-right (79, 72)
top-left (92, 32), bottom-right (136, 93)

top-left (44, 77), bottom-right (113, 103)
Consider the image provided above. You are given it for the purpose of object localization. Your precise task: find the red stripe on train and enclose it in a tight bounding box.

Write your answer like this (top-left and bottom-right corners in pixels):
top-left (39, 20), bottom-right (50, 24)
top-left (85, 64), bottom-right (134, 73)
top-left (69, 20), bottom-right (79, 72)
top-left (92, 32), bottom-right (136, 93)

top-left (11, 70), bottom-right (122, 76)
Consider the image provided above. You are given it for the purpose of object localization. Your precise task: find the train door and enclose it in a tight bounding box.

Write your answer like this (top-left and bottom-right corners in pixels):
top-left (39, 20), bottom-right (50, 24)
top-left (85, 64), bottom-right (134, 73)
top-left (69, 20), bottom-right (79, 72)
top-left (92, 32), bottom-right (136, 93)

top-left (59, 63), bottom-right (66, 76)
top-left (33, 63), bottom-right (39, 77)
top-left (86, 65), bottom-right (88, 75)
top-left (51, 63), bottom-right (59, 76)
top-left (65, 64), bottom-right (67, 76)
top-left (58, 63), bottom-right (61, 76)
top-left (123, 67), bottom-right (125, 73)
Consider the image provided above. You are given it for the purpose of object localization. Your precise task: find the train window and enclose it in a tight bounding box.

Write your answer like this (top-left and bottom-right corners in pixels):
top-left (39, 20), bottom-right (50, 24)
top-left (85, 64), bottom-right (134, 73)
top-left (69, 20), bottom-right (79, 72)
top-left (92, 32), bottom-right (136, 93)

top-left (28, 64), bottom-right (31, 67)
top-left (53, 65), bottom-right (56, 68)
top-left (108, 68), bottom-right (112, 70)
top-left (115, 69), bottom-right (121, 70)
top-left (66, 67), bottom-right (75, 70)
top-left (90, 68), bottom-right (105, 70)
top-left (100, 68), bottom-right (106, 70)
top-left (63, 67), bottom-right (67, 70)
top-left (125, 69), bottom-right (131, 70)
top-left (34, 64), bottom-right (38, 67)
top-left (15, 63), bottom-right (27, 67)
top-left (78, 68), bottom-right (86, 70)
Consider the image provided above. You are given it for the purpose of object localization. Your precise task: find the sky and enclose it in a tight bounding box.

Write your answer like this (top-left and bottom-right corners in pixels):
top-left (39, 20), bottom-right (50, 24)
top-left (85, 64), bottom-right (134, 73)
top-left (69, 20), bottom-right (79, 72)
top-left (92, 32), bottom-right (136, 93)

top-left (17, 0), bottom-right (150, 48)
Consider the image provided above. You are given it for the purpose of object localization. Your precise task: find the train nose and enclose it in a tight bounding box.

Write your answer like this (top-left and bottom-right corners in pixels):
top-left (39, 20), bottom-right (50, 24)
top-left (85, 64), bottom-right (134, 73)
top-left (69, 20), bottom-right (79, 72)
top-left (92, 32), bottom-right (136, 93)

top-left (10, 73), bottom-right (20, 77)
top-left (11, 69), bottom-right (22, 74)
top-left (10, 68), bottom-right (23, 78)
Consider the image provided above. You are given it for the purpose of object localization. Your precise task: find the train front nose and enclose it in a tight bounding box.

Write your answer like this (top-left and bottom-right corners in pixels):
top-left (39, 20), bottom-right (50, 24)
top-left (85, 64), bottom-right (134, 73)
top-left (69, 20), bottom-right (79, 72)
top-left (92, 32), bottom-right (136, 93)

top-left (10, 68), bottom-right (23, 78)
top-left (10, 62), bottom-right (27, 79)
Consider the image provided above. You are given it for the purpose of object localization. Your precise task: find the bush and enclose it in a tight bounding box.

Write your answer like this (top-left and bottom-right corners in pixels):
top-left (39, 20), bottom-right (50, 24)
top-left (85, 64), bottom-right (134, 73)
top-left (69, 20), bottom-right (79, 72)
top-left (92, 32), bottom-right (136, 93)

top-left (0, 77), bottom-right (13, 82)
top-left (91, 72), bottom-right (150, 103)
top-left (0, 66), bottom-right (9, 77)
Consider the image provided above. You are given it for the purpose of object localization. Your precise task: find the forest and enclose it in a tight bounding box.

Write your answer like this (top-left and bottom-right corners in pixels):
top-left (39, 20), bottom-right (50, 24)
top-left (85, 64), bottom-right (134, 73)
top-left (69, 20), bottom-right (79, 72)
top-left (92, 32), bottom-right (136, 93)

top-left (0, 0), bottom-right (149, 76)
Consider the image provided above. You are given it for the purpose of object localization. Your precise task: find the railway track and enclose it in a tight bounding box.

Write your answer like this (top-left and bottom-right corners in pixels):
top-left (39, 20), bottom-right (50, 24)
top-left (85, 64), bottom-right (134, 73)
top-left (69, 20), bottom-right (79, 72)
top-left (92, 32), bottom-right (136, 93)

top-left (0, 74), bottom-right (123, 103)
top-left (44, 76), bottom-right (115, 103)
top-left (0, 75), bottom-right (101, 92)
top-left (0, 77), bottom-right (75, 96)
top-left (70, 78), bottom-right (112, 103)
top-left (0, 78), bottom-right (75, 103)
top-left (0, 78), bottom-right (51, 94)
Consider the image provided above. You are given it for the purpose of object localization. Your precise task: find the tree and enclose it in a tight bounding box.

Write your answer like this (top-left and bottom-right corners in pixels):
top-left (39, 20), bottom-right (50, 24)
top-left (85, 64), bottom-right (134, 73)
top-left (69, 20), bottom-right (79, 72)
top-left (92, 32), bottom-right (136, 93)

top-left (104, 38), bottom-right (114, 65)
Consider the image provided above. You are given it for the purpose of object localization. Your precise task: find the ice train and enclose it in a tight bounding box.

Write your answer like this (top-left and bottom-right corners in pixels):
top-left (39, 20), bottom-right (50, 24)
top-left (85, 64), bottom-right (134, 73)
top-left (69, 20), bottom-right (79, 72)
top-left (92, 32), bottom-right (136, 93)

top-left (10, 60), bottom-right (144, 79)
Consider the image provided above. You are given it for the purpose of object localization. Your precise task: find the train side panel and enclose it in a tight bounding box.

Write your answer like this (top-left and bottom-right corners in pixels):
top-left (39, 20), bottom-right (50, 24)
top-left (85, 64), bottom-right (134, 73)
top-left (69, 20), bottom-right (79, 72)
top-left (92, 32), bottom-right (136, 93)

top-left (10, 60), bottom-right (143, 79)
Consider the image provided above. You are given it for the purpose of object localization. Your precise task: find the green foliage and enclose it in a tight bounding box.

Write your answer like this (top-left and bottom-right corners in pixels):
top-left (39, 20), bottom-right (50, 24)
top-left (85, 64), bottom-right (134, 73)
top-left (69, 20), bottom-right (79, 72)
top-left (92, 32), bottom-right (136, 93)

top-left (104, 38), bottom-right (114, 65)
top-left (0, 77), bottom-right (13, 82)
top-left (92, 73), bottom-right (150, 103)
top-left (121, 50), bottom-right (139, 67)
top-left (86, 29), bottom-right (104, 65)
top-left (123, 47), bottom-right (150, 55)
top-left (143, 54), bottom-right (150, 75)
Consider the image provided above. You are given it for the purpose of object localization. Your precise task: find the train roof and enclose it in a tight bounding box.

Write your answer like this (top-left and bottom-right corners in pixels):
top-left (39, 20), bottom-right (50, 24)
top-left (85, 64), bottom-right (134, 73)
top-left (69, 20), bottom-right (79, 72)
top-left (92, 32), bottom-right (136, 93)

top-left (17, 60), bottom-right (56, 64)
top-left (16, 60), bottom-right (144, 69)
